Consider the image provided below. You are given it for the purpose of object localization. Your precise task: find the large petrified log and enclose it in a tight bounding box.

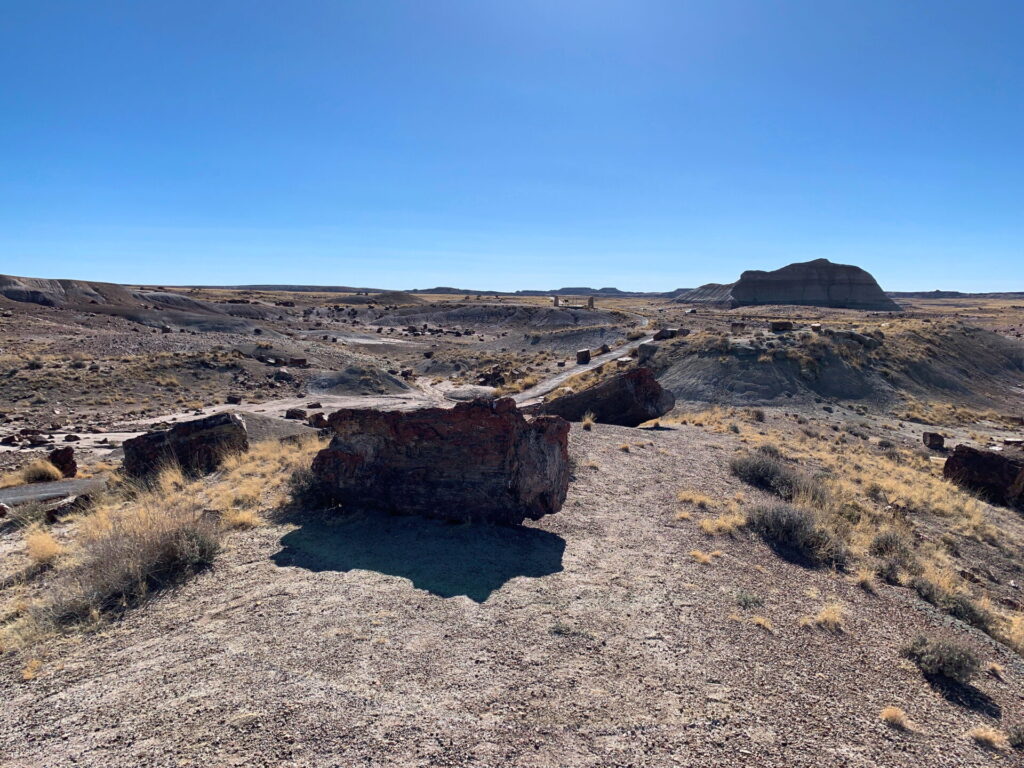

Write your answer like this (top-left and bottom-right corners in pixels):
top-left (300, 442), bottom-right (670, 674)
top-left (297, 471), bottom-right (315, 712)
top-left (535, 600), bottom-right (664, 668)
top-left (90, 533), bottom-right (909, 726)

top-left (538, 367), bottom-right (675, 427)
top-left (943, 444), bottom-right (1024, 509)
top-left (122, 413), bottom-right (249, 478)
top-left (311, 398), bottom-right (570, 525)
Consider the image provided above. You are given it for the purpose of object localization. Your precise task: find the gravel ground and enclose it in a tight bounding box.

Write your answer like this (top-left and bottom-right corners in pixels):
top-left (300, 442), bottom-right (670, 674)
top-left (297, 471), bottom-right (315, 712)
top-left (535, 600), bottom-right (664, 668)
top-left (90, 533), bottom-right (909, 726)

top-left (3, 423), bottom-right (1023, 767)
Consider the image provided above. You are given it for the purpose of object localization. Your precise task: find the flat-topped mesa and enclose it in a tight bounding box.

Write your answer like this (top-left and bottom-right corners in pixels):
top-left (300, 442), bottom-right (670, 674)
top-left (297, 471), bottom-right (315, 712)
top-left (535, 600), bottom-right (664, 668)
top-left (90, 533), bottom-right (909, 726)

top-left (311, 398), bottom-right (570, 525)
top-left (676, 259), bottom-right (901, 311)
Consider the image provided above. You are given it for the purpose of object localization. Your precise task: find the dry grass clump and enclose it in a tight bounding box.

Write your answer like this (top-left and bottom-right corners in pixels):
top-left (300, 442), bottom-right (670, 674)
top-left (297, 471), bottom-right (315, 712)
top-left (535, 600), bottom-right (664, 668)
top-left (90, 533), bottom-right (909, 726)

top-left (12, 437), bottom-right (327, 637)
top-left (801, 602), bottom-right (846, 633)
top-left (751, 615), bottom-right (774, 632)
top-left (698, 513), bottom-right (746, 536)
top-left (20, 460), bottom-right (63, 485)
top-left (902, 634), bottom-right (979, 685)
top-left (41, 500), bottom-right (220, 625)
top-left (879, 706), bottom-right (910, 730)
top-left (24, 527), bottom-right (64, 566)
top-left (689, 549), bottom-right (713, 565)
top-left (494, 374), bottom-right (540, 396)
top-left (968, 726), bottom-right (1008, 751)
top-left (581, 411), bottom-right (596, 431)
top-left (677, 490), bottom-right (715, 510)
top-left (854, 567), bottom-right (876, 593)
top-left (21, 658), bottom-right (42, 681)
top-left (221, 508), bottom-right (264, 530)
top-left (746, 502), bottom-right (848, 568)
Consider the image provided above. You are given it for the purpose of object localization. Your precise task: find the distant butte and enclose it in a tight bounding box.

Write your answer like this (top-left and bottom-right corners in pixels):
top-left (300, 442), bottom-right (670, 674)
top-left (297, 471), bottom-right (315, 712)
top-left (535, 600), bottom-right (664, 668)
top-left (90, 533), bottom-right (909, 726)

top-left (675, 258), bottom-right (901, 311)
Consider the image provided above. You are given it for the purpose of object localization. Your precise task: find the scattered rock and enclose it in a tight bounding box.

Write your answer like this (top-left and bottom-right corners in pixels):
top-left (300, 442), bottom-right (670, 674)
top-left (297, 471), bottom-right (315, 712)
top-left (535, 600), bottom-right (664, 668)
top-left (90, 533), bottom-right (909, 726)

top-left (539, 367), bottom-right (675, 427)
top-left (770, 320), bottom-right (794, 332)
top-left (285, 408), bottom-right (307, 420)
top-left (63, 434), bottom-right (80, 442)
top-left (0, 502), bottom-right (9, 518)
top-left (652, 328), bottom-right (679, 341)
top-left (47, 446), bottom-right (77, 478)
top-left (226, 394), bottom-right (243, 405)
top-left (943, 444), bottom-right (1024, 508)
top-left (122, 413), bottom-right (249, 478)
top-left (922, 432), bottom-right (945, 451)
top-left (576, 349), bottom-right (591, 365)
top-left (306, 412), bottom-right (328, 429)
top-left (311, 398), bottom-right (570, 525)
top-left (637, 342), bottom-right (659, 364)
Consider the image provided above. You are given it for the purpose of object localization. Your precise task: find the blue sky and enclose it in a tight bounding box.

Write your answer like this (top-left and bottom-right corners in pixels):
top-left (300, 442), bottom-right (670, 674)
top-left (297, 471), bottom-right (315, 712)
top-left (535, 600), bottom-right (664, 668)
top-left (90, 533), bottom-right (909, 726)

top-left (1, 1), bottom-right (1022, 292)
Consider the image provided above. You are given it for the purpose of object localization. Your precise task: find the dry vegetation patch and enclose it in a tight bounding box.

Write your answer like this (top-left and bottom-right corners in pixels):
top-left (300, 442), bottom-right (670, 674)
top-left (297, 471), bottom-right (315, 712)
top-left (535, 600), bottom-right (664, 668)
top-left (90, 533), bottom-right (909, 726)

top-left (0, 435), bottom-right (326, 649)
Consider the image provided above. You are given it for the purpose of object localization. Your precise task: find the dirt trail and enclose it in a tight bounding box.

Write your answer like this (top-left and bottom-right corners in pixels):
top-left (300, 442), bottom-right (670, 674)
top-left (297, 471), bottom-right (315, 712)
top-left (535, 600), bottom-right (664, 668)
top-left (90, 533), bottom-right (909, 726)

top-left (514, 334), bottom-right (654, 406)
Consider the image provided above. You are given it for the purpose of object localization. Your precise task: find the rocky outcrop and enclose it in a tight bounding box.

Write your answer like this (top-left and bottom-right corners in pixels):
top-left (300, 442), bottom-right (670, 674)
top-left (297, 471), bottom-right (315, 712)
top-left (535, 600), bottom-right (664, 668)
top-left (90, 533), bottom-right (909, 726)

top-left (122, 413), bottom-right (249, 478)
top-left (943, 445), bottom-right (1024, 508)
top-left (675, 259), bottom-right (900, 311)
top-left (311, 399), bottom-right (570, 525)
top-left (538, 367), bottom-right (675, 427)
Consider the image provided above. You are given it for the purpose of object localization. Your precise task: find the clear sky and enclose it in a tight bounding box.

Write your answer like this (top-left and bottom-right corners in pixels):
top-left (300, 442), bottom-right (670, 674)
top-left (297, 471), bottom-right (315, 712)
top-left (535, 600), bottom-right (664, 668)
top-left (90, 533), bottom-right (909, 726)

top-left (1, 1), bottom-right (1022, 292)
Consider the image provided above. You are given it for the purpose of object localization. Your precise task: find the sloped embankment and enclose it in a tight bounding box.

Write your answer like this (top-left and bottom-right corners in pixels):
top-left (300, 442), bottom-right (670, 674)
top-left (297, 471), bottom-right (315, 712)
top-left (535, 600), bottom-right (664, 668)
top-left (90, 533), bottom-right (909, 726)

top-left (651, 322), bottom-right (1024, 406)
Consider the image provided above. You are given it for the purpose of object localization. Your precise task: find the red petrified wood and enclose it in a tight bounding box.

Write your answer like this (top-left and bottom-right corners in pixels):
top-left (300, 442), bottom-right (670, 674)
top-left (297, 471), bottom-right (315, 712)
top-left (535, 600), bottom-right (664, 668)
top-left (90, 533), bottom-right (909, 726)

top-left (311, 398), bottom-right (570, 525)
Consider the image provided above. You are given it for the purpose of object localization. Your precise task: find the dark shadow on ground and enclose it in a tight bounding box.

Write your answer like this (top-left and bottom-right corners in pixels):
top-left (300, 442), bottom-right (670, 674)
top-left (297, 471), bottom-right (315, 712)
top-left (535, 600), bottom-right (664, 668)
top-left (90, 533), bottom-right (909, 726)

top-left (271, 512), bottom-right (565, 603)
top-left (925, 674), bottom-right (1002, 719)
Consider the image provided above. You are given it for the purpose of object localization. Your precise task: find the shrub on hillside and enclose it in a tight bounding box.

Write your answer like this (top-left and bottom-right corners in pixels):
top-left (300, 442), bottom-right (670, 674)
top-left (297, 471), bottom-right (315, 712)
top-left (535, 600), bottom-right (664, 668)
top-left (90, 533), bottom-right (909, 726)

top-left (746, 501), bottom-right (848, 568)
top-left (902, 634), bottom-right (979, 685)
top-left (43, 502), bottom-right (219, 624)
top-left (729, 451), bottom-right (827, 505)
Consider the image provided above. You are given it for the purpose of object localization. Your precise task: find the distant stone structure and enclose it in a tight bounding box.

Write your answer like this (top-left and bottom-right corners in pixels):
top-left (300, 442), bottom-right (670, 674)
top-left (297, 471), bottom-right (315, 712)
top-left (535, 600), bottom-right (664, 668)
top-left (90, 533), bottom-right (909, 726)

top-left (552, 295), bottom-right (596, 309)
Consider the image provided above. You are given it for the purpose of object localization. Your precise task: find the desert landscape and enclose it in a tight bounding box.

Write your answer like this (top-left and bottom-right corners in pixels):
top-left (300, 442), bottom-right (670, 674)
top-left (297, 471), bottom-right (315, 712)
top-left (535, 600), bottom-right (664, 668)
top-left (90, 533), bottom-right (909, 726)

top-left (2, 260), bottom-right (1024, 767)
top-left (4, 4), bottom-right (1023, 765)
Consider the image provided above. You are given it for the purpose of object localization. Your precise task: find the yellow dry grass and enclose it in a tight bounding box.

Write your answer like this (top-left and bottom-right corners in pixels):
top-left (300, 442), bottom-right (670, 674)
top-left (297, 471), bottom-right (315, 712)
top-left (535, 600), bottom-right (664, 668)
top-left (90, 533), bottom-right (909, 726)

top-left (677, 490), bottom-right (715, 509)
top-left (0, 435), bottom-right (327, 650)
top-left (751, 615), bottom-right (774, 632)
top-left (879, 706), bottom-right (910, 730)
top-left (698, 513), bottom-right (746, 536)
top-left (24, 527), bottom-right (64, 566)
top-left (20, 658), bottom-right (42, 681)
top-left (0, 460), bottom-right (63, 488)
top-left (801, 602), bottom-right (846, 633)
top-left (689, 549), bottom-right (713, 565)
top-left (967, 726), bottom-right (1007, 751)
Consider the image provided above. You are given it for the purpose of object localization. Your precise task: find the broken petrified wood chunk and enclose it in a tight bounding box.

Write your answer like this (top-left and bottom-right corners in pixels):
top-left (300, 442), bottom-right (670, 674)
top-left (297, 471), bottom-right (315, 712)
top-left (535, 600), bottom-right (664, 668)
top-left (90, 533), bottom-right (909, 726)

top-left (943, 444), bottom-right (1024, 509)
top-left (310, 398), bottom-right (570, 525)
top-left (922, 432), bottom-right (945, 450)
top-left (122, 413), bottom-right (249, 478)
top-left (47, 446), bottom-right (77, 478)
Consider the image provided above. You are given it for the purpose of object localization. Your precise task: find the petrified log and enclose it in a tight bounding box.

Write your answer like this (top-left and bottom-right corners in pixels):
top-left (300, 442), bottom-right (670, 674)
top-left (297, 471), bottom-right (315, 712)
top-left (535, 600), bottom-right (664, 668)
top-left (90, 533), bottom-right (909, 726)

top-left (538, 367), bottom-right (675, 427)
top-left (311, 398), bottom-right (570, 525)
top-left (122, 413), bottom-right (249, 478)
top-left (943, 444), bottom-right (1024, 509)
top-left (47, 446), bottom-right (77, 478)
